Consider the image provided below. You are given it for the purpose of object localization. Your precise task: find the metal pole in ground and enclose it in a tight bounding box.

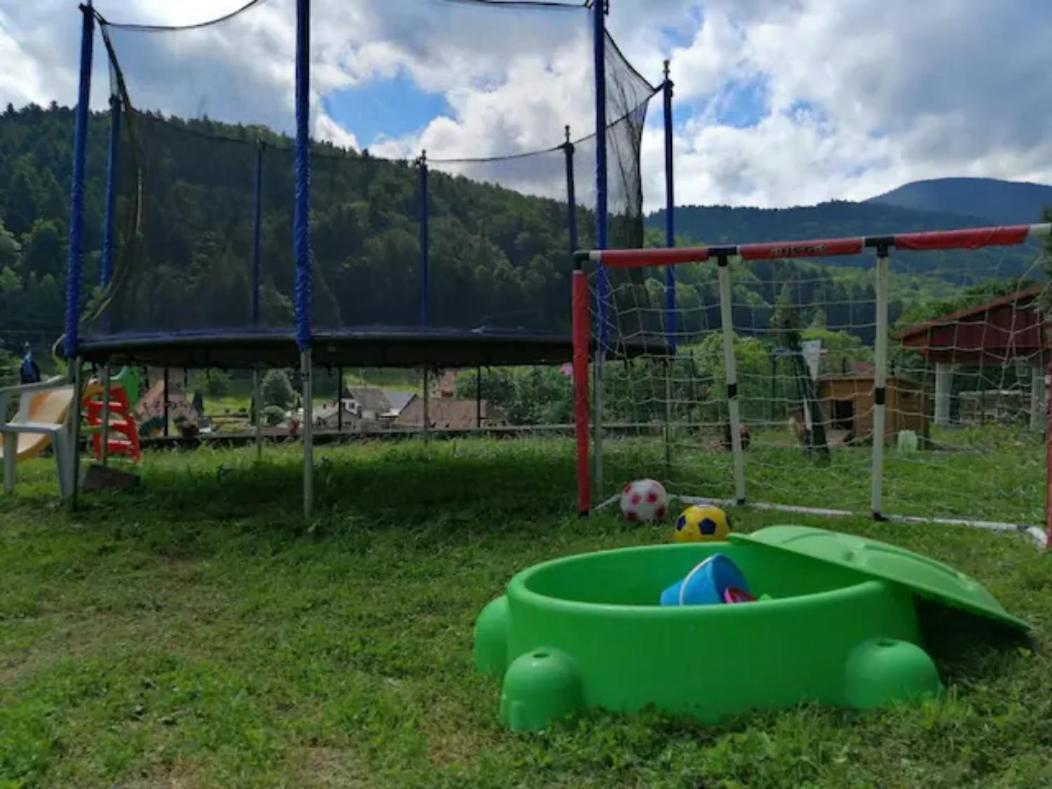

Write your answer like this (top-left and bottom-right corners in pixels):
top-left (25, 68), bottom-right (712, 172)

top-left (253, 369), bottom-right (263, 461)
top-left (70, 357), bottom-right (84, 510)
top-left (870, 245), bottom-right (890, 519)
top-left (423, 368), bottom-right (431, 443)
top-left (716, 255), bottom-right (746, 505)
top-left (661, 59), bottom-right (677, 475)
top-left (337, 366), bottom-right (344, 433)
top-left (301, 351), bottom-right (313, 521)
top-left (100, 364), bottom-right (110, 465)
top-left (162, 368), bottom-right (170, 437)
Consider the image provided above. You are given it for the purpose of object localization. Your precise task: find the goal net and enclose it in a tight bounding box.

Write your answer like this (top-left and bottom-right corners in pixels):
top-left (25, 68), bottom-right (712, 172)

top-left (573, 224), bottom-right (1051, 546)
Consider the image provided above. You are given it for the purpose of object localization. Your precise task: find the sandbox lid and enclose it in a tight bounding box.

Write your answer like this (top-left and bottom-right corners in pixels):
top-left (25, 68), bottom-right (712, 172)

top-left (732, 525), bottom-right (1028, 630)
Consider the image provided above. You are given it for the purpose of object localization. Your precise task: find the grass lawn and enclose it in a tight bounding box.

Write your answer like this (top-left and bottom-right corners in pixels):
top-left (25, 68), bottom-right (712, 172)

top-left (2, 438), bottom-right (1051, 787)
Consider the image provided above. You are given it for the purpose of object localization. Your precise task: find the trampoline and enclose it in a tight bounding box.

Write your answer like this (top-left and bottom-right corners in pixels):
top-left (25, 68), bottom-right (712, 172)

top-left (60, 0), bottom-right (668, 517)
top-left (77, 327), bottom-right (581, 370)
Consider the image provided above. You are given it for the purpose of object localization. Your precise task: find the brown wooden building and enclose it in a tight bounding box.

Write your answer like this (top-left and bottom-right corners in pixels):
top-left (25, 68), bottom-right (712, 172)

top-left (816, 372), bottom-right (929, 443)
top-left (895, 286), bottom-right (1048, 429)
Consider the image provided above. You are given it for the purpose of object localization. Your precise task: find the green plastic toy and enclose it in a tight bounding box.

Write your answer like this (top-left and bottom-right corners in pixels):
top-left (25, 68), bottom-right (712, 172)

top-left (474, 525), bottom-right (1027, 732)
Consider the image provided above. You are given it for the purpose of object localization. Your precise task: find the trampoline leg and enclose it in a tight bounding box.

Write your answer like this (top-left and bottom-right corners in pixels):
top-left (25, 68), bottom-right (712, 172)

top-left (253, 369), bottom-right (262, 461)
top-left (100, 363), bottom-right (110, 466)
top-left (423, 368), bottom-right (431, 443)
top-left (301, 350), bottom-right (313, 521)
top-left (70, 357), bottom-right (83, 511)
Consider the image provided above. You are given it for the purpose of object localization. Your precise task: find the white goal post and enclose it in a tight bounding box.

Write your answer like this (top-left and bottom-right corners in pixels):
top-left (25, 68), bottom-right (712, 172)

top-left (571, 223), bottom-right (1052, 547)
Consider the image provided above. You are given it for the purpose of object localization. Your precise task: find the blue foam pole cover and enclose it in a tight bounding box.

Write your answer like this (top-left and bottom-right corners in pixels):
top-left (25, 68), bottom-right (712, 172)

top-left (293, 0), bottom-right (312, 350)
top-left (64, 2), bottom-right (95, 358)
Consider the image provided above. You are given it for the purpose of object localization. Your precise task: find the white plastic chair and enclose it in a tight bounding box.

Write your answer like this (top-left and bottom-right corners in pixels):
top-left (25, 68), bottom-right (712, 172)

top-left (0, 377), bottom-right (75, 498)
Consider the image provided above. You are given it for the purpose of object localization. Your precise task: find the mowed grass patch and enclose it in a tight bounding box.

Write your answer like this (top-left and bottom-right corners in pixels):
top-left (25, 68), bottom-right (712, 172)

top-left (0, 438), bottom-right (1050, 787)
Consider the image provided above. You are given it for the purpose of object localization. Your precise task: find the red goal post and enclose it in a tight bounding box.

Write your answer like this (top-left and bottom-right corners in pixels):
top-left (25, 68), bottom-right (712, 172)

top-left (572, 222), bottom-right (1052, 547)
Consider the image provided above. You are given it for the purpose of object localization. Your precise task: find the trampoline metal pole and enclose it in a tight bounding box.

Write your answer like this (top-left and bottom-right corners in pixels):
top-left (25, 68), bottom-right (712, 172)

top-left (563, 125), bottom-right (578, 257)
top-left (302, 351), bottom-right (313, 521)
top-left (162, 368), bottom-right (170, 437)
top-left (418, 151), bottom-right (430, 328)
top-left (69, 357), bottom-right (84, 511)
top-left (100, 364), bottom-right (111, 466)
top-left (252, 139), bottom-right (263, 326)
top-left (423, 369), bottom-right (431, 443)
top-left (253, 369), bottom-right (262, 461)
top-left (100, 94), bottom-right (121, 289)
top-left (63, 0), bottom-right (93, 361)
top-left (337, 367), bottom-right (343, 433)
top-left (294, 0), bottom-right (313, 520)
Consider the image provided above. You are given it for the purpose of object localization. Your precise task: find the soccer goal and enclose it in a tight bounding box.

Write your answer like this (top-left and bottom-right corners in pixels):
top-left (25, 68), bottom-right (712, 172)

top-left (571, 224), bottom-right (1052, 547)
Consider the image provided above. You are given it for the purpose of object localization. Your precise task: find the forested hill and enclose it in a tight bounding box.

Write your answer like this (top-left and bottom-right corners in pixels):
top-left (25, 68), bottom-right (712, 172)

top-left (0, 103), bottom-right (584, 354)
top-left (0, 104), bottom-right (1044, 365)
top-left (648, 198), bottom-right (1047, 283)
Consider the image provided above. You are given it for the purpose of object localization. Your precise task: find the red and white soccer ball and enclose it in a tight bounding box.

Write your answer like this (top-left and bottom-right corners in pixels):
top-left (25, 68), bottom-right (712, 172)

top-left (619, 479), bottom-right (668, 523)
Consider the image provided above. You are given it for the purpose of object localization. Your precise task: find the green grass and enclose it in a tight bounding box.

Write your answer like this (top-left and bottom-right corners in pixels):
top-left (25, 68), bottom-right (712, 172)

top-left (2, 439), bottom-right (1051, 787)
top-left (604, 424), bottom-right (1047, 526)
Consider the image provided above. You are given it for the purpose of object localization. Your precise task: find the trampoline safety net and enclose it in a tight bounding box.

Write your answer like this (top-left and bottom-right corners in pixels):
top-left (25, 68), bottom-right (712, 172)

top-left (80, 0), bottom-right (658, 368)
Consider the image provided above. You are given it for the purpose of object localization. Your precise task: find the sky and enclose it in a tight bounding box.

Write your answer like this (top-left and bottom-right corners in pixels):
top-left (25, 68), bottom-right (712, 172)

top-left (1, 0), bottom-right (1050, 210)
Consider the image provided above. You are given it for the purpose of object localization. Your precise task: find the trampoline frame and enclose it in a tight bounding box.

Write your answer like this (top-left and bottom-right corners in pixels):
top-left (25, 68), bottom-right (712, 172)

top-left (62, 0), bottom-right (652, 519)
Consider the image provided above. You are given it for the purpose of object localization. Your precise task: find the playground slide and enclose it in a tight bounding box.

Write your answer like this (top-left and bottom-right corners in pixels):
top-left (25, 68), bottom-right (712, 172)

top-left (82, 369), bottom-right (142, 462)
top-left (0, 386), bottom-right (75, 462)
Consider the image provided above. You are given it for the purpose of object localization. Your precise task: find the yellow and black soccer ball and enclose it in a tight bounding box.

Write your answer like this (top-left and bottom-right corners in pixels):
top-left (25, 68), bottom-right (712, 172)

top-left (674, 505), bottom-right (732, 543)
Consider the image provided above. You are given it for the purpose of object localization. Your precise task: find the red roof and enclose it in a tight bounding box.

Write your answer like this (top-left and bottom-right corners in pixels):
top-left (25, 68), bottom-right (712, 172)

top-left (896, 286), bottom-right (1048, 364)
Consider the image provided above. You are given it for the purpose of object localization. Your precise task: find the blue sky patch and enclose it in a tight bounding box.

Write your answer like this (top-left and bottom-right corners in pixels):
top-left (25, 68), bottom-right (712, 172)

top-left (712, 76), bottom-right (768, 128)
top-left (323, 73), bottom-right (450, 148)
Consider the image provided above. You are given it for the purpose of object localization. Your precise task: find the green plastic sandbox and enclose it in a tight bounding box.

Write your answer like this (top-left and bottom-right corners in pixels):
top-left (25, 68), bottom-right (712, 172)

top-left (474, 525), bottom-right (1027, 731)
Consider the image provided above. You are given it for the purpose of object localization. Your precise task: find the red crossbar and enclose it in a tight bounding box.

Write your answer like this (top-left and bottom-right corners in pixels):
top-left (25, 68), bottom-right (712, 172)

top-left (740, 237), bottom-right (864, 260)
top-left (894, 225), bottom-right (1032, 251)
top-left (587, 223), bottom-right (1048, 269)
top-left (597, 247), bottom-right (710, 268)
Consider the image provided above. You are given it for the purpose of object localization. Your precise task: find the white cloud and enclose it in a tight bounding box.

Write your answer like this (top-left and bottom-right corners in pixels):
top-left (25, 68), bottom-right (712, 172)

top-left (652, 0), bottom-right (1052, 207)
top-left (1, 0), bottom-right (1050, 212)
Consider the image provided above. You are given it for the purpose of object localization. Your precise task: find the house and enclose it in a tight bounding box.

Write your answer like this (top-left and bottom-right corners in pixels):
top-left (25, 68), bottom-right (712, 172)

top-left (395, 397), bottom-right (507, 430)
top-left (342, 387), bottom-right (391, 421)
top-left (814, 372), bottom-right (929, 443)
top-left (313, 399), bottom-right (360, 431)
top-left (896, 286), bottom-right (1048, 429)
top-left (381, 391), bottom-right (414, 420)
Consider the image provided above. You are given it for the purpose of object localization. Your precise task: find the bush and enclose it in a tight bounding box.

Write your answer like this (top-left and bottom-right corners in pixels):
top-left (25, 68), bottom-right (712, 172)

top-left (262, 405), bottom-right (286, 426)
top-left (0, 348), bottom-right (17, 388)
top-left (191, 369), bottom-right (231, 397)
top-left (262, 369), bottom-right (296, 410)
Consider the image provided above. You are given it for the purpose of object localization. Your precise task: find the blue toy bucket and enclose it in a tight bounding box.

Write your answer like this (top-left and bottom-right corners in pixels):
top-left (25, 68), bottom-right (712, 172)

top-left (660, 554), bottom-right (749, 606)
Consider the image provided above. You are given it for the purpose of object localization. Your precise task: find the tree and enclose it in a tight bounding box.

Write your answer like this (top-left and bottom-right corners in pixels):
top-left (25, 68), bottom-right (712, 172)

top-left (261, 369), bottom-right (295, 410)
top-left (191, 369), bottom-right (231, 397)
top-left (21, 220), bottom-right (63, 280)
top-left (0, 266), bottom-right (21, 293)
top-left (262, 405), bottom-right (285, 426)
top-left (0, 217), bottom-right (19, 267)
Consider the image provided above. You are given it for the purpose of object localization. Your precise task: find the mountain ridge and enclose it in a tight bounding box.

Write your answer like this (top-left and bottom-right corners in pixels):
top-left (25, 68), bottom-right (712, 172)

top-left (865, 176), bottom-right (1052, 226)
top-left (646, 177), bottom-right (1051, 284)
